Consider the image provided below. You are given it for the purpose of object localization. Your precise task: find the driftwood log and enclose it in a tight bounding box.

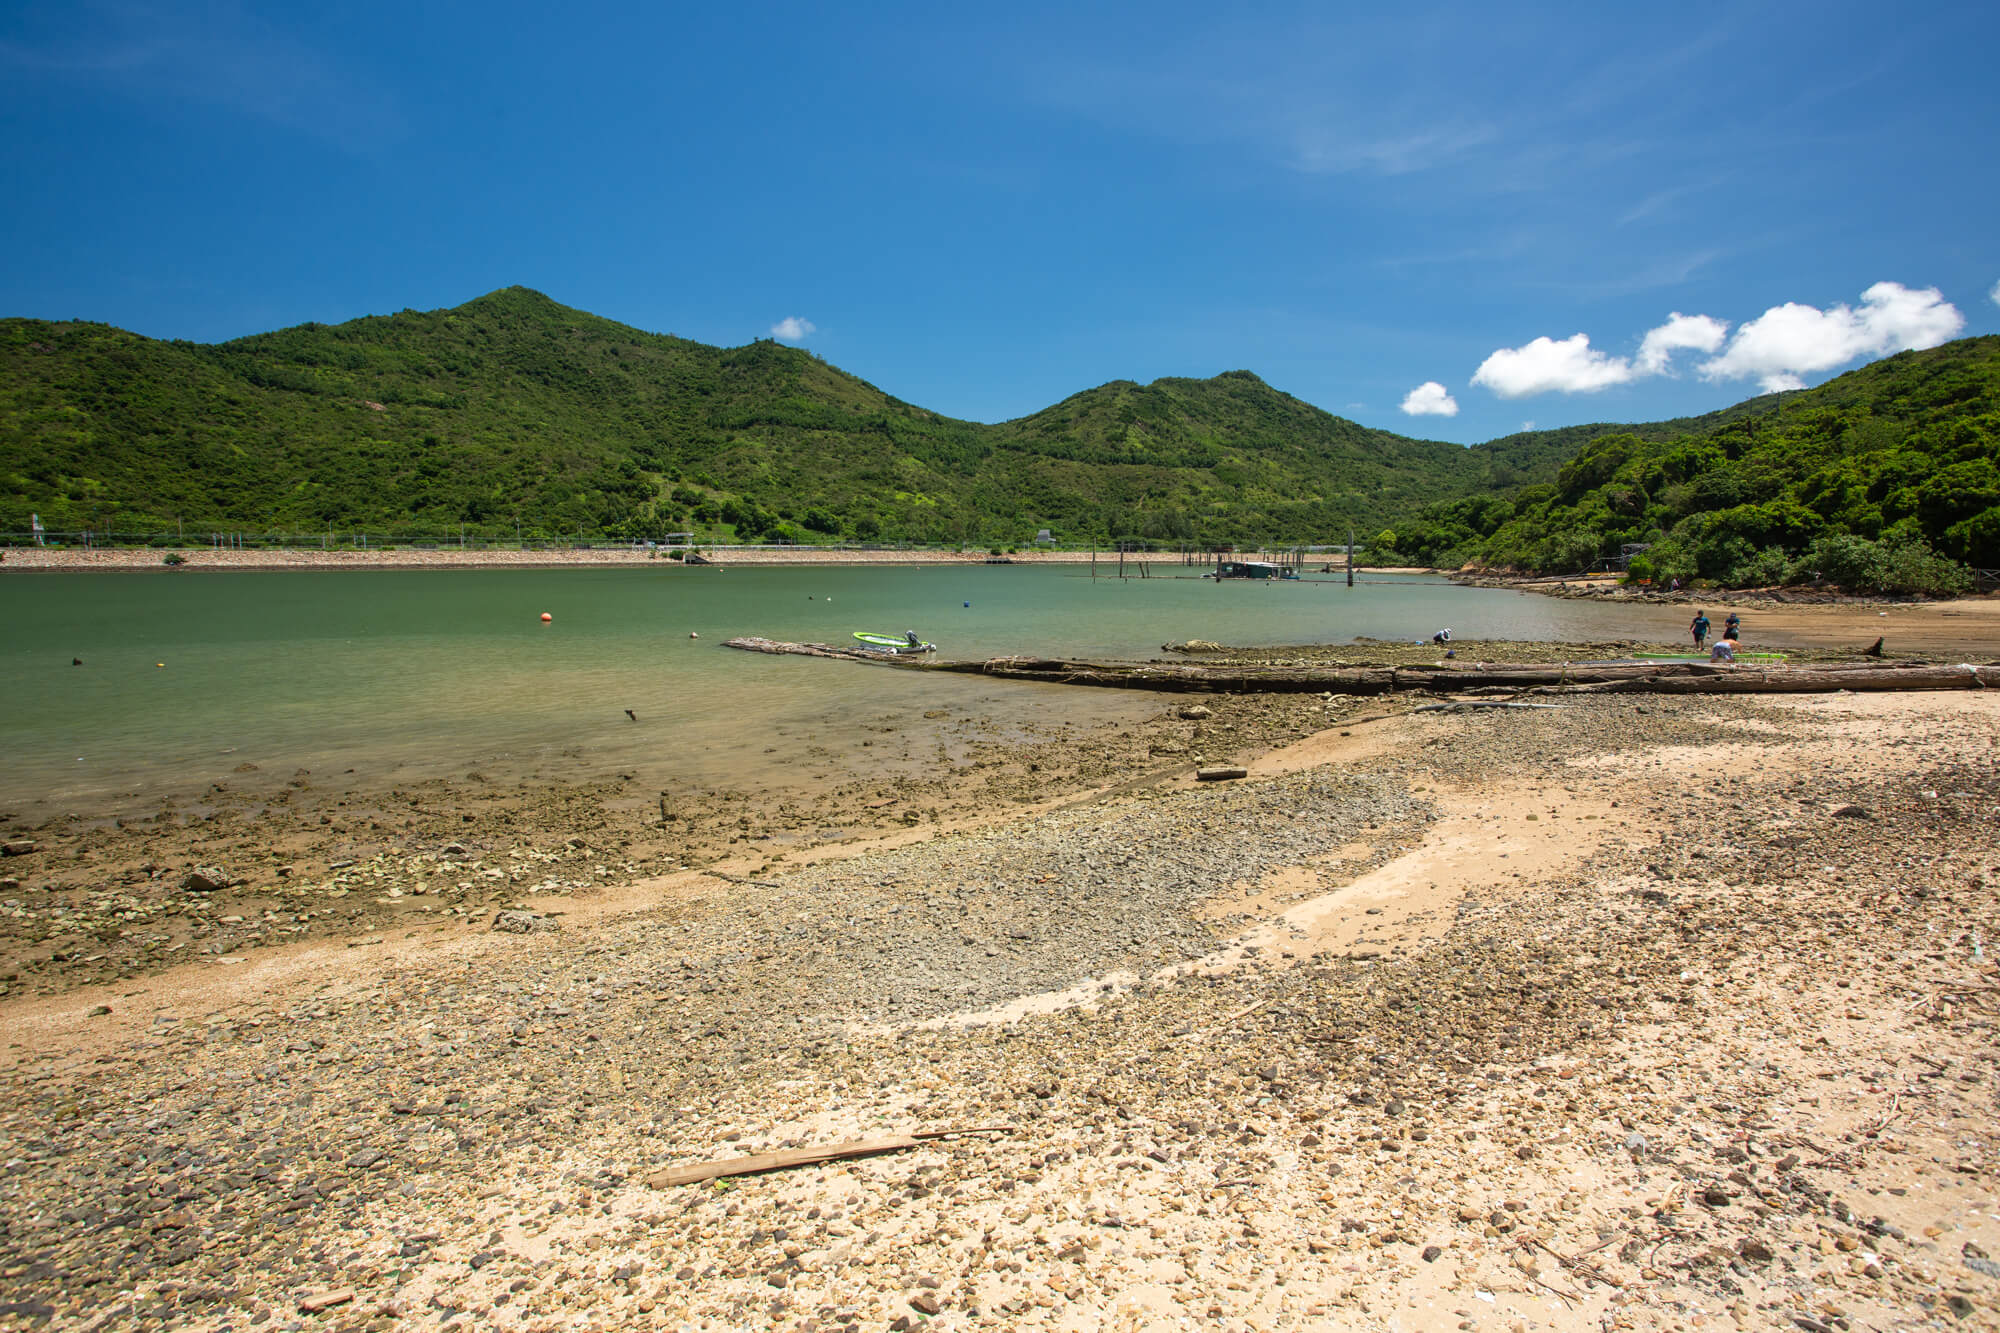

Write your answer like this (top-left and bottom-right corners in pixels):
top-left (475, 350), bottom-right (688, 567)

top-left (722, 639), bottom-right (1999, 697)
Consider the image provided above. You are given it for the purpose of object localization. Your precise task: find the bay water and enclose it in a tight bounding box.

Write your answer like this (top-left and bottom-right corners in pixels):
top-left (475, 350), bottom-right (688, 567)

top-left (0, 566), bottom-right (1682, 816)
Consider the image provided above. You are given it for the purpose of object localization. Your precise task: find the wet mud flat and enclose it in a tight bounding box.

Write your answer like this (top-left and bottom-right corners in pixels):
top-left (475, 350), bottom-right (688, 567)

top-left (0, 688), bottom-right (1994, 1332)
top-left (0, 688), bottom-right (1353, 999)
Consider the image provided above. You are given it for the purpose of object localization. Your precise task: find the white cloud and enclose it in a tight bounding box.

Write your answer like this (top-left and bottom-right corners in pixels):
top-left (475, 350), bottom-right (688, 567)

top-left (1990, 279), bottom-right (2000, 309)
top-left (1399, 381), bottom-right (1459, 417)
top-left (1521, 421), bottom-right (1535, 431)
top-left (1471, 333), bottom-right (1638, 398)
top-left (1699, 282), bottom-right (1964, 393)
top-left (1636, 312), bottom-right (1729, 375)
top-left (769, 316), bottom-right (816, 341)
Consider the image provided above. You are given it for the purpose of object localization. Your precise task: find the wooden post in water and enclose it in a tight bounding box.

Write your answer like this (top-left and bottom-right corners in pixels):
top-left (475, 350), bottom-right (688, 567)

top-left (1346, 526), bottom-right (1354, 587)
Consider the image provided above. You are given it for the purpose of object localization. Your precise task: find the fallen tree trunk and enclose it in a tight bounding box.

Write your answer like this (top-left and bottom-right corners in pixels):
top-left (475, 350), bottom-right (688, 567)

top-left (1555, 663), bottom-right (1999, 695)
top-left (721, 638), bottom-right (1998, 697)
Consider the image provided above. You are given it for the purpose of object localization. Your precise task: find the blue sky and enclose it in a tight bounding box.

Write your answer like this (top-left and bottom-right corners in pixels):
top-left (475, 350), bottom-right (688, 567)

top-left (3, 1), bottom-right (1996, 444)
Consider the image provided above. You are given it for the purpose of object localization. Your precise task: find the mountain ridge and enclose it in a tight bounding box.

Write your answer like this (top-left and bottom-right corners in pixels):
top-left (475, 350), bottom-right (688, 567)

top-left (2, 289), bottom-right (1988, 563)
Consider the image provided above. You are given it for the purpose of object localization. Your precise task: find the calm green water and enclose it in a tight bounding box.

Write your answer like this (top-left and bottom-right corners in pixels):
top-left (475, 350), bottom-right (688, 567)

top-left (0, 566), bottom-right (1683, 814)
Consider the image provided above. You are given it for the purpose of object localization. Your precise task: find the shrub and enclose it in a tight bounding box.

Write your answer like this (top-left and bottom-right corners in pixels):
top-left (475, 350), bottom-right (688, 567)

top-left (1727, 547), bottom-right (1792, 587)
top-left (1797, 531), bottom-right (1970, 597)
top-left (163, 552), bottom-right (185, 566)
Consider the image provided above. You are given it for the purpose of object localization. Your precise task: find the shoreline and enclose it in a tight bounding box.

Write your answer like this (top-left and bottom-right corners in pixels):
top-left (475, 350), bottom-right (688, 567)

top-left (0, 544), bottom-right (1441, 574)
top-left (1, 681), bottom-right (1993, 1331)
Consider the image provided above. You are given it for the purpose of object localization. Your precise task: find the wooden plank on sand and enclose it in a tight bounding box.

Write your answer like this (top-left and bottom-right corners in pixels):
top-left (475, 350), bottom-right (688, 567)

top-left (644, 1125), bottom-right (1014, 1188)
top-left (646, 1136), bottom-right (922, 1187)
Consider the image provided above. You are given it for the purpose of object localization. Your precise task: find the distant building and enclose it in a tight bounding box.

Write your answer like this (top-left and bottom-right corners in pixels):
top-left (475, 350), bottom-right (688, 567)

top-left (1034, 529), bottom-right (1054, 546)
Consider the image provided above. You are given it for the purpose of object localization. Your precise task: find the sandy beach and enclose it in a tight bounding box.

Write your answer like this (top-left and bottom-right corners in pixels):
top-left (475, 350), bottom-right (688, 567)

top-left (0, 608), bottom-right (1996, 1333)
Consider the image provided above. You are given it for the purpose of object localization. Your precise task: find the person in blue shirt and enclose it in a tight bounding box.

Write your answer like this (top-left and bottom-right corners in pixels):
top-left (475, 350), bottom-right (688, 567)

top-left (1690, 611), bottom-right (1711, 648)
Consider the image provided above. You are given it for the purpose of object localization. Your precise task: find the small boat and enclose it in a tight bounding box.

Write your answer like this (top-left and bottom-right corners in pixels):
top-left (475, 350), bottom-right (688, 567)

top-left (1634, 650), bottom-right (1788, 662)
top-left (853, 631), bottom-right (936, 655)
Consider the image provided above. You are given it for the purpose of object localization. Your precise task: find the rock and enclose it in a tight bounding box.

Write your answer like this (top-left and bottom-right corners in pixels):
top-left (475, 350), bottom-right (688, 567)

top-left (345, 1149), bottom-right (387, 1170)
top-left (1196, 767), bottom-right (1249, 782)
top-left (1177, 704), bottom-right (1214, 720)
top-left (910, 1292), bottom-right (943, 1315)
top-left (1738, 1238), bottom-right (1774, 1262)
top-left (1829, 803), bottom-right (1871, 820)
top-left (87, 1004), bottom-right (110, 1017)
top-left (1421, 1245), bottom-right (1443, 1263)
top-left (299, 1290), bottom-right (355, 1313)
top-left (181, 866), bottom-right (231, 893)
top-left (0, 840), bottom-right (38, 857)
top-left (493, 910), bottom-right (559, 934)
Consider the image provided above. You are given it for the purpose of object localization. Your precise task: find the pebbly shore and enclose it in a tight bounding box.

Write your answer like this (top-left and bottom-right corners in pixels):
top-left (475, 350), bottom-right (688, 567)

top-left (0, 678), bottom-right (1995, 1333)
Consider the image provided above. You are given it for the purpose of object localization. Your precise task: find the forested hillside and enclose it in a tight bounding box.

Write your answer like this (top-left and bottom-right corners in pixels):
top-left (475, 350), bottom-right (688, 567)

top-left (0, 288), bottom-right (1547, 547)
top-left (1374, 338), bottom-right (1999, 593)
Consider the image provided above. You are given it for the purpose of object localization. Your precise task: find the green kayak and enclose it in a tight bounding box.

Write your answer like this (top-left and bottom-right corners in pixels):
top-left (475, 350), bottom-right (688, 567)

top-left (853, 631), bottom-right (936, 654)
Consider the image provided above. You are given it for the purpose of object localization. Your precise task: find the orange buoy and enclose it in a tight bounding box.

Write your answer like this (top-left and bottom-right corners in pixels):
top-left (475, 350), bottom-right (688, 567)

top-left (540, 612), bottom-right (553, 622)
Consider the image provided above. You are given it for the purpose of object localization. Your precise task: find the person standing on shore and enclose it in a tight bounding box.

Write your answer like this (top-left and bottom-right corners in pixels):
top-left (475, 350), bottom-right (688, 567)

top-left (1724, 611), bottom-right (1741, 641)
top-left (1690, 611), bottom-right (1710, 649)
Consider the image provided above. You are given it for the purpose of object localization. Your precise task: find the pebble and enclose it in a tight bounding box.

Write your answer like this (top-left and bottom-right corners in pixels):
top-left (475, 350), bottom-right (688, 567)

top-left (0, 675), bottom-right (1992, 1333)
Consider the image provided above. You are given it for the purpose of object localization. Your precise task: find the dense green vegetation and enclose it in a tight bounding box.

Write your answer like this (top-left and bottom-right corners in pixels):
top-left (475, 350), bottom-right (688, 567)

top-left (1, 288), bottom-right (1554, 548)
top-left (8, 289), bottom-right (1994, 590)
top-left (1371, 337), bottom-right (2000, 593)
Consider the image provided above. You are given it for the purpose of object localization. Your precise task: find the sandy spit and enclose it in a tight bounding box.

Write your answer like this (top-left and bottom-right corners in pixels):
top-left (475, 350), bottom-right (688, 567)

top-left (0, 547), bottom-right (1390, 573)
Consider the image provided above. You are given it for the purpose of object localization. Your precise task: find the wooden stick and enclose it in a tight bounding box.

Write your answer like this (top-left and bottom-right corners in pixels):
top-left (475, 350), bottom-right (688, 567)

top-left (644, 1126), bottom-right (1012, 1188)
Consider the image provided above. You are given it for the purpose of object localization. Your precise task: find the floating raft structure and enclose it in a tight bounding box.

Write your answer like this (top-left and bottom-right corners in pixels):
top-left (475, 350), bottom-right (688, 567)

top-left (722, 638), bottom-right (1999, 697)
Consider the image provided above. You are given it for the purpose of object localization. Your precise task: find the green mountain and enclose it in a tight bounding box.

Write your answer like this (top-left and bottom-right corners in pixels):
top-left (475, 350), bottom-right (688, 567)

top-left (1380, 337), bottom-right (2000, 592)
top-left (1, 287), bottom-right (1553, 547)
top-left (8, 288), bottom-right (1993, 588)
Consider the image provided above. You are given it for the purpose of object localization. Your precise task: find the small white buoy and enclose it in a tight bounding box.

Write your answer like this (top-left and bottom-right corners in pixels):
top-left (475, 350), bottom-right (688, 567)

top-left (689, 631), bottom-right (699, 639)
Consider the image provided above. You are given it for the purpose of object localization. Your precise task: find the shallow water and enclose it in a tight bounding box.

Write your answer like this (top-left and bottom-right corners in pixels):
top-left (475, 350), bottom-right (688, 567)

top-left (0, 566), bottom-right (1681, 813)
